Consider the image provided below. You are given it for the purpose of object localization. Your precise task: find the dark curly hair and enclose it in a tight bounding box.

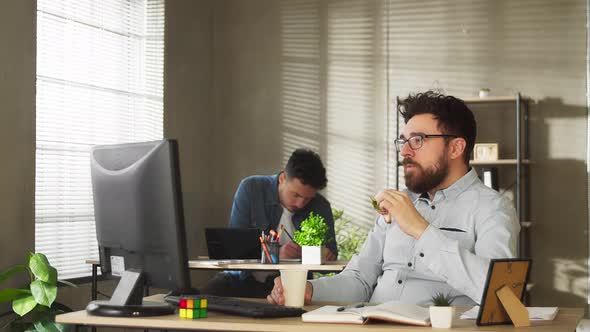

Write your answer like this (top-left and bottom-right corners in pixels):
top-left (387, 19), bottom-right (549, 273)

top-left (284, 149), bottom-right (327, 190)
top-left (397, 91), bottom-right (476, 164)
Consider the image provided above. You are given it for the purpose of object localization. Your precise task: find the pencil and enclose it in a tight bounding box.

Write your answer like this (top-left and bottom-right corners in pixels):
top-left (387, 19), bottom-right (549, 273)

top-left (277, 225), bottom-right (284, 242)
top-left (282, 228), bottom-right (294, 242)
top-left (259, 236), bottom-right (273, 263)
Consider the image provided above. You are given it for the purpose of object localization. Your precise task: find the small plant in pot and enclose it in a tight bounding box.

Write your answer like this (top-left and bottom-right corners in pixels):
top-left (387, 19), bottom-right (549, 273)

top-left (429, 292), bottom-right (455, 328)
top-left (294, 212), bottom-right (331, 265)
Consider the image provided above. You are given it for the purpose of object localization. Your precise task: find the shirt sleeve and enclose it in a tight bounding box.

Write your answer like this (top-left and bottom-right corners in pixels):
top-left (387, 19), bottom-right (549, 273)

top-left (229, 178), bottom-right (252, 229)
top-left (413, 197), bottom-right (520, 304)
top-left (310, 215), bottom-right (386, 302)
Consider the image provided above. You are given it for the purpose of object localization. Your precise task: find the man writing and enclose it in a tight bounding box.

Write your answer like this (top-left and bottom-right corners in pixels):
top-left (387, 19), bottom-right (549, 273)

top-left (268, 91), bottom-right (519, 305)
top-left (202, 149), bottom-right (338, 297)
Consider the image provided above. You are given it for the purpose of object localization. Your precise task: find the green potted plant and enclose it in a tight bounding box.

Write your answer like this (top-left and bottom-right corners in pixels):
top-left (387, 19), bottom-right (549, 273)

top-left (294, 212), bottom-right (331, 265)
top-left (0, 252), bottom-right (75, 331)
top-left (429, 292), bottom-right (455, 328)
top-left (479, 88), bottom-right (491, 98)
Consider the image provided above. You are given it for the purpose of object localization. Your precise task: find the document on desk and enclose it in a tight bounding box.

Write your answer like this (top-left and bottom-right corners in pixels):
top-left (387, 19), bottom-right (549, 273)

top-left (460, 306), bottom-right (559, 321)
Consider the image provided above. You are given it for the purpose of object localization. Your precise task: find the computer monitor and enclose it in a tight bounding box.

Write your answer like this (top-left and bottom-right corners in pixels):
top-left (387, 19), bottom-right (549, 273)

top-left (86, 139), bottom-right (191, 317)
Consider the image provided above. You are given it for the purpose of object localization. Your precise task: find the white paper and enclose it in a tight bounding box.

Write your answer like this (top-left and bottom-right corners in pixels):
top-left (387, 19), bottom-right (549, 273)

top-left (110, 255), bottom-right (125, 277)
top-left (460, 306), bottom-right (559, 321)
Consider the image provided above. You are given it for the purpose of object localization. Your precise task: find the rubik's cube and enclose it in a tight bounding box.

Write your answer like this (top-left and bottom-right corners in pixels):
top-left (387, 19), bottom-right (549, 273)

top-left (178, 298), bottom-right (208, 319)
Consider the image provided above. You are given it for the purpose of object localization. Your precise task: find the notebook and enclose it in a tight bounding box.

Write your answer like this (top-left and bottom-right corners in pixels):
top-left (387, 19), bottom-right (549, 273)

top-left (205, 228), bottom-right (261, 259)
top-left (301, 301), bottom-right (430, 326)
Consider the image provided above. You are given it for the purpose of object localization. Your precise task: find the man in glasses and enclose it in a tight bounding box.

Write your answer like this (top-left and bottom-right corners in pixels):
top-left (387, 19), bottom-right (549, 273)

top-left (268, 91), bottom-right (519, 306)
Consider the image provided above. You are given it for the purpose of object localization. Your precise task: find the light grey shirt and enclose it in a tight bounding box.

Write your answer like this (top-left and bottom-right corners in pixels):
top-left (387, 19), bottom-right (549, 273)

top-left (310, 169), bottom-right (519, 306)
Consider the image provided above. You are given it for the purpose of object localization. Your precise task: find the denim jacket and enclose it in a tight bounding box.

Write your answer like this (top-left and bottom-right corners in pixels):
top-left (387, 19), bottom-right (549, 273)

top-left (229, 173), bottom-right (338, 257)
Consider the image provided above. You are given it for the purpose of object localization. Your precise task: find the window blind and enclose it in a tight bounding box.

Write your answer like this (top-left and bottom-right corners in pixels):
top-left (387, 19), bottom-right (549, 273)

top-left (35, 0), bottom-right (165, 279)
top-left (281, 0), bottom-right (389, 233)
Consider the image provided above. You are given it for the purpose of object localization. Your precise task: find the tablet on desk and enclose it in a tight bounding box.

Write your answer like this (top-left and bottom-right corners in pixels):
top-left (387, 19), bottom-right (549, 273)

top-left (205, 228), bottom-right (262, 259)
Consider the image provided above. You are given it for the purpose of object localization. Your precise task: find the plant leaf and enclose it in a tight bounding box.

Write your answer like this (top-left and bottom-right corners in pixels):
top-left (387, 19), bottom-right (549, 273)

top-left (12, 295), bottom-right (37, 316)
top-left (29, 254), bottom-right (57, 284)
top-left (30, 280), bottom-right (57, 307)
top-left (0, 266), bottom-right (26, 284)
top-left (0, 288), bottom-right (32, 303)
top-left (57, 280), bottom-right (77, 288)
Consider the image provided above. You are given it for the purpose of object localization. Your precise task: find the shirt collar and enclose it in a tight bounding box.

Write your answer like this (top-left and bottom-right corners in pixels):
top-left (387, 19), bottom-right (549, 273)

top-left (408, 168), bottom-right (479, 203)
top-left (267, 173), bottom-right (281, 206)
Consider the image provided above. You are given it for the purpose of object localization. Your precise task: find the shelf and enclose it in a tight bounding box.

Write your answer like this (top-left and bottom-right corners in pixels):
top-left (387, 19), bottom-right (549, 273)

top-left (462, 96), bottom-right (529, 104)
top-left (470, 159), bottom-right (531, 166)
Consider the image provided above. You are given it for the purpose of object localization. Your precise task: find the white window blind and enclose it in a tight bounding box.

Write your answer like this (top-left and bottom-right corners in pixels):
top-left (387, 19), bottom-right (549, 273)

top-left (281, 0), bottom-right (389, 233)
top-left (35, 0), bottom-right (165, 279)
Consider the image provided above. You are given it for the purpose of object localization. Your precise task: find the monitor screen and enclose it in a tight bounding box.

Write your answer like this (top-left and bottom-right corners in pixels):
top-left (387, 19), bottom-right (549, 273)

top-left (87, 139), bottom-right (191, 316)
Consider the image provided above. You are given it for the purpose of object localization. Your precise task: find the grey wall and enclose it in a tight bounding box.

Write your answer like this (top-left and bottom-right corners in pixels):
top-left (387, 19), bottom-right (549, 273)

top-left (0, 0), bottom-right (36, 313)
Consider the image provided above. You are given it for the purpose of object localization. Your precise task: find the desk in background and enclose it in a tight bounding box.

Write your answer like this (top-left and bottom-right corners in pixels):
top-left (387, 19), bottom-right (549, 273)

top-left (57, 294), bottom-right (583, 332)
top-left (86, 259), bottom-right (348, 301)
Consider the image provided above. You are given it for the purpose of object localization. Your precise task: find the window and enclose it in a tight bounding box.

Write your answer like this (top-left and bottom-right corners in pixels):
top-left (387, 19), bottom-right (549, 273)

top-left (35, 0), bottom-right (165, 279)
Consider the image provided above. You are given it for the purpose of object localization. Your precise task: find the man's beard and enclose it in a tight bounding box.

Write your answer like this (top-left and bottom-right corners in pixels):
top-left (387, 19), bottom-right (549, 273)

top-left (403, 154), bottom-right (449, 194)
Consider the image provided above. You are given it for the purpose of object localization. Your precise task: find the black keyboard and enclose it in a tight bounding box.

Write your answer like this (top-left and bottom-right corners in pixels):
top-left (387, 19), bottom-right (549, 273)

top-left (164, 294), bottom-right (306, 318)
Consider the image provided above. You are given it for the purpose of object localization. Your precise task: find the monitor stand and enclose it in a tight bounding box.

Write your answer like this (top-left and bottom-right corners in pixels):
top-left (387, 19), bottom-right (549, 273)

top-left (86, 269), bottom-right (174, 317)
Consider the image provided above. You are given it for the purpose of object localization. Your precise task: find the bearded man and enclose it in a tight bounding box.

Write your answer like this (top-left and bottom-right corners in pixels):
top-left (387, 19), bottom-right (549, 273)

top-left (267, 91), bottom-right (520, 306)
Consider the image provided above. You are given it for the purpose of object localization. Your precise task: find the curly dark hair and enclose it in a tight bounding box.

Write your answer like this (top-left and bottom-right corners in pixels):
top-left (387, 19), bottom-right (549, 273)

top-left (284, 149), bottom-right (327, 190)
top-left (397, 91), bottom-right (476, 164)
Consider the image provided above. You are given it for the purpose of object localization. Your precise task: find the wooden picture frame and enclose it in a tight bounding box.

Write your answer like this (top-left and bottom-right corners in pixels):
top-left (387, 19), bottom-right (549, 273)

top-left (476, 258), bottom-right (532, 326)
top-left (473, 143), bottom-right (499, 161)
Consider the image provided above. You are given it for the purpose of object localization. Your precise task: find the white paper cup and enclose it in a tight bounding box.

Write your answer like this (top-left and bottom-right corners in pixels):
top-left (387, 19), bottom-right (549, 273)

top-left (280, 269), bottom-right (308, 308)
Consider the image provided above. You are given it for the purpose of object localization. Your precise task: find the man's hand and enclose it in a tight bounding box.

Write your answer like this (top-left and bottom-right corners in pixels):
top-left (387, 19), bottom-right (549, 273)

top-left (280, 241), bottom-right (302, 259)
top-left (324, 248), bottom-right (336, 261)
top-left (267, 277), bottom-right (313, 305)
top-left (375, 189), bottom-right (429, 239)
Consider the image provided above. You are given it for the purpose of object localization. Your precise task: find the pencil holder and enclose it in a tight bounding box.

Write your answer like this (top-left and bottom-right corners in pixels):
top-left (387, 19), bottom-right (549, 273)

top-left (261, 242), bottom-right (280, 264)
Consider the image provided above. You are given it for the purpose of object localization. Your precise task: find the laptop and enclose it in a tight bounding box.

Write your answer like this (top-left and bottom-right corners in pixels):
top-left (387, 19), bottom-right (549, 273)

top-left (205, 228), bottom-right (262, 260)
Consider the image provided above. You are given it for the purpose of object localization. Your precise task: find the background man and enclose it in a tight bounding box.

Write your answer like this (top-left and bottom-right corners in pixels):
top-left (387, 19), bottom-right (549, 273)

top-left (268, 91), bottom-right (520, 306)
top-left (202, 148), bottom-right (338, 297)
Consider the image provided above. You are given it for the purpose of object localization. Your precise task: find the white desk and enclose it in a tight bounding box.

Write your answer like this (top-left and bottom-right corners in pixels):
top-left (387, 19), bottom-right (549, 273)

top-left (57, 294), bottom-right (584, 331)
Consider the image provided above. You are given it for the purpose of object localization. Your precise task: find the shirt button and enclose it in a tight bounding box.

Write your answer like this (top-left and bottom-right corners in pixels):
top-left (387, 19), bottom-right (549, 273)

top-left (407, 262), bottom-right (412, 267)
top-left (431, 205), bottom-right (435, 210)
top-left (398, 280), bottom-right (403, 284)
top-left (419, 253), bottom-right (424, 257)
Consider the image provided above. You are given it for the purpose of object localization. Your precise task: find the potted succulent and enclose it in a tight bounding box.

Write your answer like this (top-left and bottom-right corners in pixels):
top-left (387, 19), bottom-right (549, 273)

top-left (0, 253), bottom-right (75, 331)
top-left (479, 88), bottom-right (491, 98)
top-left (429, 292), bottom-right (455, 328)
top-left (294, 212), bottom-right (331, 265)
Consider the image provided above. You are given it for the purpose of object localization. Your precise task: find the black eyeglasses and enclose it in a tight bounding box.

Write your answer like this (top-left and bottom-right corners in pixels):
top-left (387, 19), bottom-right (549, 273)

top-left (394, 134), bottom-right (458, 152)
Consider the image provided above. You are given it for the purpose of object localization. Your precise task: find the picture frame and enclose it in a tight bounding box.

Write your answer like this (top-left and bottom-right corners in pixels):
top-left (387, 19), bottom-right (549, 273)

top-left (476, 258), bottom-right (532, 326)
top-left (473, 143), bottom-right (499, 161)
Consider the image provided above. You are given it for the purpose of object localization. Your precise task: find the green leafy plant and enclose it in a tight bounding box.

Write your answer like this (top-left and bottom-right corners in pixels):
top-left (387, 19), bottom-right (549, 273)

top-left (313, 208), bottom-right (367, 279)
top-left (430, 292), bottom-right (455, 307)
top-left (334, 208), bottom-right (367, 261)
top-left (0, 252), bottom-right (75, 331)
top-left (294, 212), bottom-right (331, 246)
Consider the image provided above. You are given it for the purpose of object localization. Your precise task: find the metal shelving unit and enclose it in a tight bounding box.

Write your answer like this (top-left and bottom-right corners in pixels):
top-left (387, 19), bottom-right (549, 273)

top-left (392, 93), bottom-right (531, 258)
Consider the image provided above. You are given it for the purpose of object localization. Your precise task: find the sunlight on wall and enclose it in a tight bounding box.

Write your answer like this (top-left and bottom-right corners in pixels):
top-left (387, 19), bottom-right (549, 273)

top-left (552, 258), bottom-right (587, 300)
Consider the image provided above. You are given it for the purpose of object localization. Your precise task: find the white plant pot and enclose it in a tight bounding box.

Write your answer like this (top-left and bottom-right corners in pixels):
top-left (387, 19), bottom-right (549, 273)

top-left (301, 246), bottom-right (324, 265)
top-left (429, 306), bottom-right (454, 328)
